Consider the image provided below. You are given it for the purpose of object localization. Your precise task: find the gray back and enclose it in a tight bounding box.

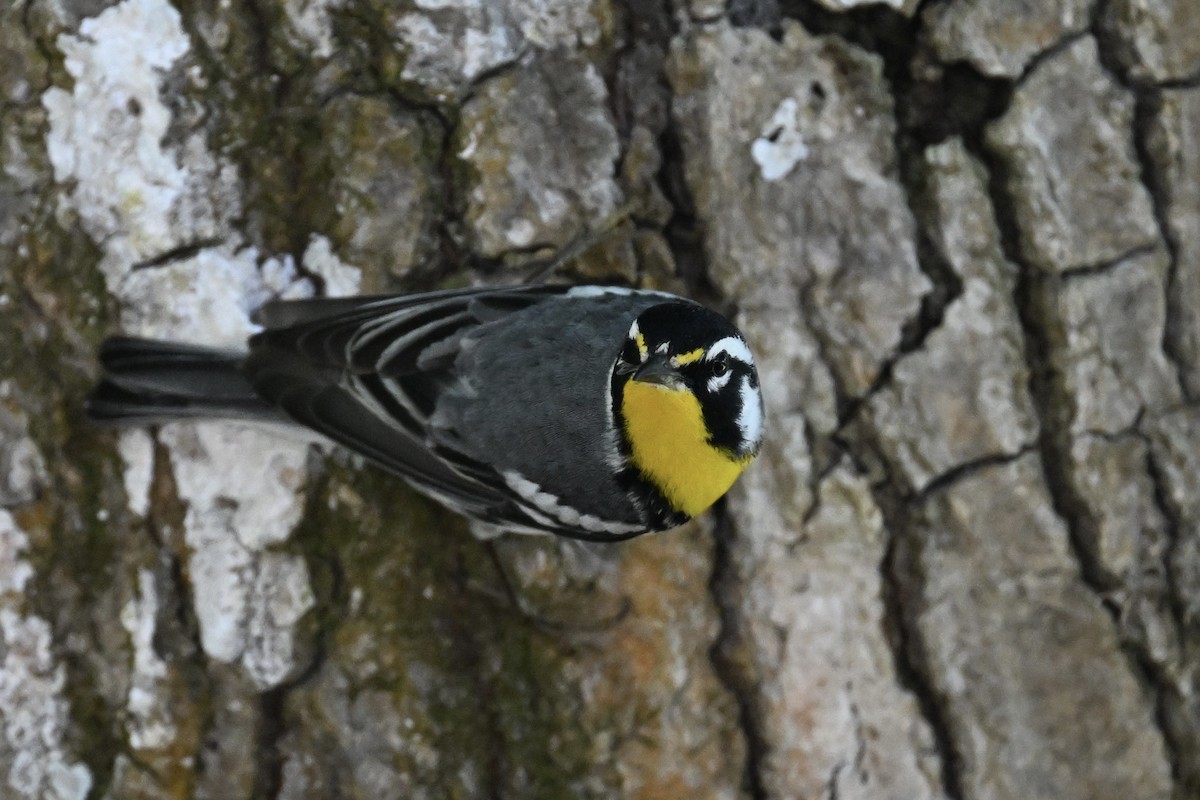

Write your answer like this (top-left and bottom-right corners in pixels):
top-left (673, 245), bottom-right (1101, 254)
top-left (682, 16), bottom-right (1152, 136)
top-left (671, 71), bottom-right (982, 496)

top-left (436, 291), bottom-right (667, 523)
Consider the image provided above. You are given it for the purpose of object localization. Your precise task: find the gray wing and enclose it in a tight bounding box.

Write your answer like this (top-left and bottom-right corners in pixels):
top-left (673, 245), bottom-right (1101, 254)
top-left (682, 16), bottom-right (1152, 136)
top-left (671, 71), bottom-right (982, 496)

top-left (243, 285), bottom-right (665, 538)
top-left (431, 291), bottom-right (669, 532)
top-left (245, 286), bottom-right (565, 528)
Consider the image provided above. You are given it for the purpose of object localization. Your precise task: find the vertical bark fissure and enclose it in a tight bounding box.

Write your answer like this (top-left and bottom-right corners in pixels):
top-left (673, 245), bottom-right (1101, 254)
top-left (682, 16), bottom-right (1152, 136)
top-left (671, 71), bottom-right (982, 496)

top-left (1140, 438), bottom-right (1197, 793)
top-left (707, 506), bottom-right (769, 800)
top-left (648, 8), bottom-right (770, 793)
top-left (877, 493), bottom-right (966, 800)
top-left (660, 105), bottom-right (770, 800)
top-left (252, 687), bottom-right (288, 799)
top-left (453, 552), bottom-right (508, 800)
top-left (1128, 87), bottom-right (1195, 402)
top-left (785, 6), bottom-right (966, 432)
top-left (977, 134), bottom-right (1186, 794)
top-left (979, 144), bottom-right (1121, 596)
top-left (778, 9), bottom-right (993, 797)
top-left (1090, 1), bottom-right (1194, 404)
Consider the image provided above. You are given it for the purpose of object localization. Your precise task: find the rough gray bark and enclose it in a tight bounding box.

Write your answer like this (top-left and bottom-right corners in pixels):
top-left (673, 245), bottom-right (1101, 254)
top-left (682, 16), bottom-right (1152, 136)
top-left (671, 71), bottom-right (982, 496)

top-left (1, 1), bottom-right (1198, 799)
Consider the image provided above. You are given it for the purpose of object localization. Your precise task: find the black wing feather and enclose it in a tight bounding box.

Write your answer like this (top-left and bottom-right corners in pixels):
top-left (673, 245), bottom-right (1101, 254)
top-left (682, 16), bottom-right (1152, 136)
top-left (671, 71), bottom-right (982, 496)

top-left (244, 285), bottom-right (572, 527)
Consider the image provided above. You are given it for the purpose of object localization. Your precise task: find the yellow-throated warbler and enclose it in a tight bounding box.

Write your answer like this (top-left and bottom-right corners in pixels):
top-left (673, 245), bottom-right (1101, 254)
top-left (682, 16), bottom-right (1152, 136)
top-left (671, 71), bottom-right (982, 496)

top-left (88, 285), bottom-right (764, 540)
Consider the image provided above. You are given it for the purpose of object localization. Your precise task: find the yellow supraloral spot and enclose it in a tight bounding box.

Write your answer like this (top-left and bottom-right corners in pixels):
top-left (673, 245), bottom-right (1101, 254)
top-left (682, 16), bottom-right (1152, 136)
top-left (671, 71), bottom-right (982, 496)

top-left (621, 380), bottom-right (754, 518)
top-left (673, 347), bottom-right (705, 366)
top-left (635, 331), bottom-right (648, 360)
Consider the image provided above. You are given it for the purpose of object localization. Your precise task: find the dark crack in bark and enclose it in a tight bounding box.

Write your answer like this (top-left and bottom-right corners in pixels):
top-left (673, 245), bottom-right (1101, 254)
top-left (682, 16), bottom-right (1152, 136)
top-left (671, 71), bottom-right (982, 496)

top-left (1054, 242), bottom-right (1162, 279)
top-left (1090, 5), bottom-right (1194, 403)
top-left (728, 0), bottom-right (784, 34)
top-left (130, 239), bottom-right (227, 272)
top-left (447, 550), bottom-right (508, 800)
top-left (876, 484), bottom-right (966, 800)
top-left (708, 504), bottom-right (769, 800)
top-left (777, 8), bottom-right (1018, 797)
top-left (1141, 436), bottom-right (1199, 795)
top-left (980, 141), bottom-right (1124, 591)
top-left (911, 445), bottom-right (1037, 502)
top-left (977, 104), bottom-right (1191, 796)
top-left (778, 4), bottom-right (971, 432)
top-left (655, 91), bottom-right (724, 308)
top-left (252, 686), bottom-right (288, 800)
top-left (659, 84), bottom-right (771, 800)
top-left (1129, 87), bottom-right (1196, 403)
top-left (633, 5), bottom-right (771, 792)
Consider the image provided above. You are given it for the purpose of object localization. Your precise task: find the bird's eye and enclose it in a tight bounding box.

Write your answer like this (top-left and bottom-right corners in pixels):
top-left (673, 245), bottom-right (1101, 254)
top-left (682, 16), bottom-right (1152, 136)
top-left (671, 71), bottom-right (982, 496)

top-left (711, 355), bottom-right (730, 377)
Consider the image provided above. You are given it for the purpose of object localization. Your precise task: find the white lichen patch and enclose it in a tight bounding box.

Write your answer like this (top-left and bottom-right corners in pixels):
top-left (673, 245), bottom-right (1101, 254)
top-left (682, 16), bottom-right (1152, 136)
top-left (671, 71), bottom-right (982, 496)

top-left (116, 429), bottom-right (154, 517)
top-left (0, 511), bottom-right (33, 598)
top-left (162, 422), bottom-right (309, 551)
top-left (504, 217), bottom-right (537, 248)
top-left (157, 421), bottom-right (315, 687)
top-left (301, 234), bottom-right (363, 298)
top-left (395, 0), bottom-right (603, 98)
top-left (41, 0), bottom-right (236, 287)
top-left (242, 553), bottom-right (316, 688)
top-left (120, 569), bottom-right (175, 751)
top-left (282, 0), bottom-right (340, 59)
top-left (43, 0), bottom-right (321, 689)
top-left (0, 407), bottom-right (47, 507)
top-left (750, 98), bottom-right (810, 182)
top-left (118, 246), bottom-right (311, 345)
top-left (116, 246), bottom-right (318, 686)
top-left (0, 512), bottom-right (93, 800)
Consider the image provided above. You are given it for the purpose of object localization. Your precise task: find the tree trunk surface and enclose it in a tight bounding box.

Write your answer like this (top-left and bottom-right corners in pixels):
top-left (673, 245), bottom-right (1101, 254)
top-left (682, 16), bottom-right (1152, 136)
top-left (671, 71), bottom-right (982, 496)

top-left (1, 1), bottom-right (1198, 799)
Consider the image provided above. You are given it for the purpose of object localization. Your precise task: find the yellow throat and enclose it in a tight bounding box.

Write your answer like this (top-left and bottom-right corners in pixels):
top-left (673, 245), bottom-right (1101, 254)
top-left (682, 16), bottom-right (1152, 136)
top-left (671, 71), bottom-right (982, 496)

top-left (621, 379), bottom-right (754, 518)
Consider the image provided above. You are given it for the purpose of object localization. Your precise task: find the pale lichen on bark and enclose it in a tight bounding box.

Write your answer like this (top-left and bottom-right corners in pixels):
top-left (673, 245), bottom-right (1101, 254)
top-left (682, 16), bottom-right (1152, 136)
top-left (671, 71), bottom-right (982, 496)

top-left (2, 0), bottom-right (1199, 798)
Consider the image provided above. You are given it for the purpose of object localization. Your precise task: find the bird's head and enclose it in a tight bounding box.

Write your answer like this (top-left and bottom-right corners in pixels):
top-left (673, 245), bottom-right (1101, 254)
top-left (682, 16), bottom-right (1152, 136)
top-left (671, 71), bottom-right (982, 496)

top-left (610, 302), bottom-right (763, 523)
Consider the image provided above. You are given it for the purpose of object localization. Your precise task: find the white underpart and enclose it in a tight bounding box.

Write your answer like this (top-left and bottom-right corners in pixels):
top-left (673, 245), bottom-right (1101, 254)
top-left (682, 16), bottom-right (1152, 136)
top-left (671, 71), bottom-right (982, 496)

top-left (737, 375), bottom-right (765, 450)
top-left (707, 371), bottom-right (733, 394)
top-left (705, 335), bottom-right (755, 368)
top-left (504, 471), bottom-right (643, 535)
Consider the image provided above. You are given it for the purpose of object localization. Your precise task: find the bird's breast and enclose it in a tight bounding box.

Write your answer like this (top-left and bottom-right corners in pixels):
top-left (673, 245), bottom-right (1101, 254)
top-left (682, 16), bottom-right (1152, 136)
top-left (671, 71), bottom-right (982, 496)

top-left (620, 381), bottom-right (753, 519)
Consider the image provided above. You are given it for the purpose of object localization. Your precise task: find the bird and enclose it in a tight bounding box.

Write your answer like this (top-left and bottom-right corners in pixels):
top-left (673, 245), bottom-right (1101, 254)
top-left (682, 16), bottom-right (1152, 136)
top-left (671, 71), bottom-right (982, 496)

top-left (87, 284), bottom-right (764, 540)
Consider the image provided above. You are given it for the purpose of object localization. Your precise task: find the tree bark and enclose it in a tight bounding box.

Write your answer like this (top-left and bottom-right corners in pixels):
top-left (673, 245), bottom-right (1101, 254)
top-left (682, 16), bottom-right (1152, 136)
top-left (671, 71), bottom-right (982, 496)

top-left (1, 1), bottom-right (1198, 799)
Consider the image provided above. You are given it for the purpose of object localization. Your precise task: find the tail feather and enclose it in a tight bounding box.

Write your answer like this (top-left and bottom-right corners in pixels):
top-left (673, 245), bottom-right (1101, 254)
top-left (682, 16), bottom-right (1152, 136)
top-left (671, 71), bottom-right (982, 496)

top-left (88, 336), bottom-right (279, 424)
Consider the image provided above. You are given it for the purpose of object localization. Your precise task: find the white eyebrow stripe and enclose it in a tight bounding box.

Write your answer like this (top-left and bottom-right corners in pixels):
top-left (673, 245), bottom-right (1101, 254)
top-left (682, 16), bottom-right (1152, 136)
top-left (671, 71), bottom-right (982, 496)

top-left (706, 336), bottom-right (754, 366)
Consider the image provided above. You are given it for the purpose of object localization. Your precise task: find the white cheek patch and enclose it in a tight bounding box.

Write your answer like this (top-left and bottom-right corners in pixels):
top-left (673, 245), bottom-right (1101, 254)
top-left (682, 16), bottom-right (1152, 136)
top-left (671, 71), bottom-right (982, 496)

top-left (706, 336), bottom-right (755, 368)
top-left (707, 372), bottom-right (733, 394)
top-left (736, 375), bottom-right (764, 450)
